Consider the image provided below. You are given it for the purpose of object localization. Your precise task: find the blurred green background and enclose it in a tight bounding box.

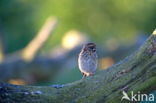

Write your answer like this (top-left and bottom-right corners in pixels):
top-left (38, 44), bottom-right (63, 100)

top-left (0, 0), bottom-right (156, 85)
top-left (1, 0), bottom-right (156, 53)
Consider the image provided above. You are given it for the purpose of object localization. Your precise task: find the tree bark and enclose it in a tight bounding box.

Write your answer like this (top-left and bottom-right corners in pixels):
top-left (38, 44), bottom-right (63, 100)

top-left (0, 30), bottom-right (156, 103)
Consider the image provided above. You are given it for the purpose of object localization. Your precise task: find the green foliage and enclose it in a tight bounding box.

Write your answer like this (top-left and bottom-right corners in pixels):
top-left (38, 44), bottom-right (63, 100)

top-left (0, 0), bottom-right (41, 53)
top-left (0, 0), bottom-right (156, 53)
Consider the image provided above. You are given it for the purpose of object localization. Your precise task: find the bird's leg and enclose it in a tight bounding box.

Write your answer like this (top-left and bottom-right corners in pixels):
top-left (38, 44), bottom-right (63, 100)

top-left (82, 75), bottom-right (86, 79)
top-left (82, 73), bottom-right (86, 79)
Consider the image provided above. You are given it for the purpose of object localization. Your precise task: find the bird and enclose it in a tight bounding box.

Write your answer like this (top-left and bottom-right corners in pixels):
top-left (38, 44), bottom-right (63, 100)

top-left (78, 43), bottom-right (98, 78)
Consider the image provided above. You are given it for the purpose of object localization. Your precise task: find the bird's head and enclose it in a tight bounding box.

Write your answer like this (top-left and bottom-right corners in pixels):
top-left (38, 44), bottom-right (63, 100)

top-left (83, 43), bottom-right (96, 52)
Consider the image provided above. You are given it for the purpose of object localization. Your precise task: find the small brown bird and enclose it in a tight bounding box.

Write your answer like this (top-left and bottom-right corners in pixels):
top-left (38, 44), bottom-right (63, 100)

top-left (78, 43), bottom-right (98, 78)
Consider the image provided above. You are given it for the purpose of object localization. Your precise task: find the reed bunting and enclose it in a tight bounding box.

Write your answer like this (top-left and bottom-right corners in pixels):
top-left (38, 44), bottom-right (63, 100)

top-left (78, 43), bottom-right (98, 78)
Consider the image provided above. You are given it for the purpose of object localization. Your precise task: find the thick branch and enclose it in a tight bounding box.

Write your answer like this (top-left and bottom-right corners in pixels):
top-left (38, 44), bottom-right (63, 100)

top-left (0, 56), bottom-right (65, 84)
top-left (0, 30), bottom-right (156, 103)
top-left (0, 47), bottom-right (81, 84)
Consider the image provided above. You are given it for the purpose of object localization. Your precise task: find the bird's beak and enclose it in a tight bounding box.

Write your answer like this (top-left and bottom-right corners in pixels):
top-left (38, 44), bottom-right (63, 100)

top-left (93, 48), bottom-right (96, 52)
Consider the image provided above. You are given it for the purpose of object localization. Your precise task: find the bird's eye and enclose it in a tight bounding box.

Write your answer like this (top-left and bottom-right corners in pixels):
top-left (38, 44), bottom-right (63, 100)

top-left (89, 47), bottom-right (94, 49)
top-left (88, 46), bottom-right (96, 52)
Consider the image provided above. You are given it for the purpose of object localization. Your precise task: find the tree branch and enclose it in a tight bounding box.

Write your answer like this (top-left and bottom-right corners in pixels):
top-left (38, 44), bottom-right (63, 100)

top-left (0, 30), bottom-right (156, 103)
top-left (0, 23), bottom-right (5, 62)
top-left (0, 56), bottom-right (65, 84)
top-left (21, 17), bottom-right (57, 61)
